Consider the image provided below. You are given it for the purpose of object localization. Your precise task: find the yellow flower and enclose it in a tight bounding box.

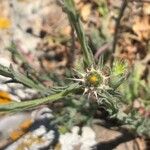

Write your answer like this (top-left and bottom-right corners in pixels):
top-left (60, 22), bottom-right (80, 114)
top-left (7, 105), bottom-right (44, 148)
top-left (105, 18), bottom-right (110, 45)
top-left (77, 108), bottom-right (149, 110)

top-left (72, 66), bottom-right (110, 100)
top-left (86, 71), bottom-right (102, 87)
top-left (0, 17), bottom-right (11, 29)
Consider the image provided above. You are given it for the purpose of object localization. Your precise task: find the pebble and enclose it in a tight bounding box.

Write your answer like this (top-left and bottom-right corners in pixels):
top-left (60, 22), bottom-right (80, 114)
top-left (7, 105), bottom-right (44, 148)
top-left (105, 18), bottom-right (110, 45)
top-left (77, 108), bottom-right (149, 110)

top-left (59, 126), bottom-right (96, 150)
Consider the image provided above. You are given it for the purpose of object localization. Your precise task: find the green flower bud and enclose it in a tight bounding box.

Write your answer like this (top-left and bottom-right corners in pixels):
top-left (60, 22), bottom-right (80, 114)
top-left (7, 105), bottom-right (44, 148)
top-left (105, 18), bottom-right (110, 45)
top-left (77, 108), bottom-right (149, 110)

top-left (112, 60), bottom-right (128, 76)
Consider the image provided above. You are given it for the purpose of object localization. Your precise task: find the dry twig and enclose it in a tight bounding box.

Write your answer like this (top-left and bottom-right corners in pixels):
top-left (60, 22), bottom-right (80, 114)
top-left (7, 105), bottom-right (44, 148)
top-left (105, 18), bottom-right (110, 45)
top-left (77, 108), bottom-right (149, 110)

top-left (111, 0), bottom-right (129, 65)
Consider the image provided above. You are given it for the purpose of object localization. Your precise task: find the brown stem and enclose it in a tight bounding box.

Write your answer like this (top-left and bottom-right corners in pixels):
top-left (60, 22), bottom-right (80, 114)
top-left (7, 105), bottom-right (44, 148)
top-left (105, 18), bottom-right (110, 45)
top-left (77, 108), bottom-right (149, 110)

top-left (132, 0), bottom-right (150, 3)
top-left (94, 43), bottom-right (111, 60)
top-left (111, 0), bottom-right (129, 66)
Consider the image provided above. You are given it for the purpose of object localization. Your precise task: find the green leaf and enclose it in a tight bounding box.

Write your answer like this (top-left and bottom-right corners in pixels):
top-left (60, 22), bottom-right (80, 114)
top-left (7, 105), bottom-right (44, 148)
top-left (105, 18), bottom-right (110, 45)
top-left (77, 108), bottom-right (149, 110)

top-left (63, 0), bottom-right (94, 67)
top-left (0, 64), bottom-right (47, 92)
top-left (0, 64), bottom-right (12, 77)
top-left (98, 54), bottom-right (104, 69)
top-left (109, 74), bottom-right (127, 89)
top-left (7, 42), bottom-right (29, 65)
top-left (0, 83), bottom-right (81, 113)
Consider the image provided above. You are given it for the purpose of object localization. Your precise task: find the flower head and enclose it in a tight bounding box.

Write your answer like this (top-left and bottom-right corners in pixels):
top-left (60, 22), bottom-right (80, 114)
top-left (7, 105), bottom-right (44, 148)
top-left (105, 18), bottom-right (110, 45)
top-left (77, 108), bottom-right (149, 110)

top-left (72, 65), bottom-right (110, 101)
top-left (86, 71), bottom-right (102, 87)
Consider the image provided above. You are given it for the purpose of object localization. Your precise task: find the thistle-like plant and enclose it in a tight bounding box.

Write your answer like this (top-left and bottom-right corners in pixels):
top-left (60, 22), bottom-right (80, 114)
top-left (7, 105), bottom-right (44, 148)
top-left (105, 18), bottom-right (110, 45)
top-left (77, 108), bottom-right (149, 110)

top-left (0, 0), bottom-right (149, 137)
top-left (0, 0), bottom-right (128, 118)
top-left (0, 0), bottom-right (126, 113)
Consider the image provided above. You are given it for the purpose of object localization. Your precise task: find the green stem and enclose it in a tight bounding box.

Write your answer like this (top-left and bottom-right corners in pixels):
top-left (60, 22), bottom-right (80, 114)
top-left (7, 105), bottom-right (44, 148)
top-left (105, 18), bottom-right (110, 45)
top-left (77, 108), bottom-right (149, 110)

top-left (0, 64), bottom-right (47, 92)
top-left (64, 0), bottom-right (94, 67)
top-left (0, 83), bottom-right (81, 112)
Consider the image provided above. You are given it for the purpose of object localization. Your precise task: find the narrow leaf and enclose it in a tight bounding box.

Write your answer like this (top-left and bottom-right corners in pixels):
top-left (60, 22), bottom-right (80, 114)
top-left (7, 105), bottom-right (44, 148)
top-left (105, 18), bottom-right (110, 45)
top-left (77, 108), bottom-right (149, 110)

top-left (0, 83), bottom-right (81, 113)
top-left (63, 0), bottom-right (94, 67)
